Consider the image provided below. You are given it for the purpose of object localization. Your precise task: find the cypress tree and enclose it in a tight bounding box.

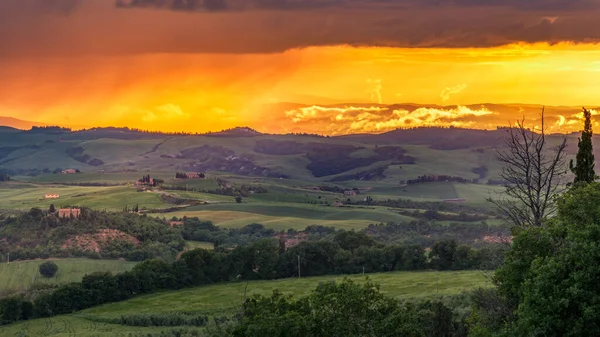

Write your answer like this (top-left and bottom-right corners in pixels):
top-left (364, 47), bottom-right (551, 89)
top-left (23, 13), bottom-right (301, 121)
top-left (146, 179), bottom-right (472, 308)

top-left (570, 107), bottom-right (596, 184)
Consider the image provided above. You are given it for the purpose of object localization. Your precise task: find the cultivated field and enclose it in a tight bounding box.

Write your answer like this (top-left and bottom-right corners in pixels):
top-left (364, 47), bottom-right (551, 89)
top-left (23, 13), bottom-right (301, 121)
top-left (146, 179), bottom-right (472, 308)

top-left (0, 270), bottom-right (490, 336)
top-left (0, 258), bottom-right (137, 293)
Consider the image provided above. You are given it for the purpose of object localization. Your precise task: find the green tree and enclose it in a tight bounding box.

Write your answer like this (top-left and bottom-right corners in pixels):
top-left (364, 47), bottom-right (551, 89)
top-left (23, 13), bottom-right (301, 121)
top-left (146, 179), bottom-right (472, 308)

top-left (484, 182), bottom-right (600, 335)
top-left (570, 107), bottom-right (596, 184)
top-left (429, 240), bottom-right (457, 270)
top-left (39, 261), bottom-right (59, 278)
top-left (48, 204), bottom-right (56, 213)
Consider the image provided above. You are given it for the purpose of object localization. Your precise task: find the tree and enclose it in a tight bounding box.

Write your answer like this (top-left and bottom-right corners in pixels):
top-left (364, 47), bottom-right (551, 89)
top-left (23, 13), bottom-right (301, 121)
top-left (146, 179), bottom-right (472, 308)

top-left (570, 107), bottom-right (596, 185)
top-left (511, 182), bottom-right (600, 336)
top-left (429, 240), bottom-right (457, 270)
top-left (39, 261), bottom-right (59, 278)
top-left (48, 204), bottom-right (56, 214)
top-left (488, 108), bottom-right (568, 228)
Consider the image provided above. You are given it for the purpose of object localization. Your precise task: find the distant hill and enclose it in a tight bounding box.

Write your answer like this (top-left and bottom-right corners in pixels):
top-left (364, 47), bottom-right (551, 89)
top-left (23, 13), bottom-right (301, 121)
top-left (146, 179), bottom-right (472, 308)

top-left (0, 125), bottom-right (585, 184)
top-left (0, 116), bottom-right (48, 130)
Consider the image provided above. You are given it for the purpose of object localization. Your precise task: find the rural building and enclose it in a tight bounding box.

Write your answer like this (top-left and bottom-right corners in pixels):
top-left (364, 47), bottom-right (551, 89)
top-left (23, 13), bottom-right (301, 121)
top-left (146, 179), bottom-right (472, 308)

top-left (58, 208), bottom-right (81, 218)
top-left (169, 221), bottom-right (184, 227)
top-left (45, 194), bottom-right (60, 199)
top-left (186, 172), bottom-right (204, 179)
top-left (332, 201), bottom-right (344, 207)
top-left (61, 168), bottom-right (77, 174)
top-left (344, 190), bottom-right (358, 196)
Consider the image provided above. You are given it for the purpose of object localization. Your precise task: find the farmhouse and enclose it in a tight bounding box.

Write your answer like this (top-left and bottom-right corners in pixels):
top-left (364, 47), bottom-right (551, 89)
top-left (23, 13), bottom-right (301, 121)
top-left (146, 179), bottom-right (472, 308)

top-left (58, 208), bottom-right (81, 218)
top-left (344, 190), bottom-right (358, 196)
top-left (186, 172), bottom-right (204, 179)
top-left (61, 168), bottom-right (77, 174)
top-left (45, 194), bottom-right (60, 199)
top-left (169, 221), bottom-right (184, 227)
top-left (332, 201), bottom-right (344, 207)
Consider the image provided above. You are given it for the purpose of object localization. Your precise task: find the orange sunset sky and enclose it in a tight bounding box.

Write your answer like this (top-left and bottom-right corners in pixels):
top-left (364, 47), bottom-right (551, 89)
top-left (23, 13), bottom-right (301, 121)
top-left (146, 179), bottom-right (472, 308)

top-left (2, 0), bottom-right (600, 135)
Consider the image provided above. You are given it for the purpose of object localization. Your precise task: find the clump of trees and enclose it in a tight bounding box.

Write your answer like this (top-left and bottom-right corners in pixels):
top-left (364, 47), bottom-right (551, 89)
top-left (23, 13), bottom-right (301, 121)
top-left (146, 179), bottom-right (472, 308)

top-left (175, 172), bottom-right (205, 179)
top-left (38, 261), bottom-right (58, 278)
top-left (0, 174), bottom-right (9, 182)
top-left (0, 208), bottom-right (184, 262)
top-left (405, 174), bottom-right (473, 185)
top-left (469, 107), bottom-right (600, 335)
top-left (232, 278), bottom-right (466, 336)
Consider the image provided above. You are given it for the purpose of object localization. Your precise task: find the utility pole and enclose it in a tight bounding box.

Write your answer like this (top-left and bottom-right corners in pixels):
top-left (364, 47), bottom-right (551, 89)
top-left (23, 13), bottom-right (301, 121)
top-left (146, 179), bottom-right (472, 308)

top-left (362, 266), bottom-right (365, 276)
top-left (7, 252), bottom-right (9, 264)
top-left (297, 255), bottom-right (301, 278)
top-left (436, 270), bottom-right (439, 295)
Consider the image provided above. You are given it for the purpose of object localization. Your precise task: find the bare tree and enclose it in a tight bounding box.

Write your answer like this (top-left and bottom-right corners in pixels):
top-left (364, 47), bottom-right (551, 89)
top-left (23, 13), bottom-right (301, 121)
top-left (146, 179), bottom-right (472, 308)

top-left (489, 107), bottom-right (568, 229)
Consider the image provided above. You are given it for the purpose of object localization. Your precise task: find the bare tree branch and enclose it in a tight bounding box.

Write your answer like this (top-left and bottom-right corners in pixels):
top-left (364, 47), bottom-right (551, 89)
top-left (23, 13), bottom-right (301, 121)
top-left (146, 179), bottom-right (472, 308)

top-left (488, 107), bottom-right (568, 229)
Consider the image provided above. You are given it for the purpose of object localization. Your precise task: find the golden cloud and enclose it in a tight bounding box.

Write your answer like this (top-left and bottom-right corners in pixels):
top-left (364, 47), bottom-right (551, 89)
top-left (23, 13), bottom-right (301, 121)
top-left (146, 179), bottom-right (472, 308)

top-left (283, 105), bottom-right (495, 135)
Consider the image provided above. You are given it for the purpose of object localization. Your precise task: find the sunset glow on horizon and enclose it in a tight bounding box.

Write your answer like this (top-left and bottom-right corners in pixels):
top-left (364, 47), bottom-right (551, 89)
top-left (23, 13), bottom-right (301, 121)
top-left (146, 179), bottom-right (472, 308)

top-left (3, 1), bottom-right (600, 135)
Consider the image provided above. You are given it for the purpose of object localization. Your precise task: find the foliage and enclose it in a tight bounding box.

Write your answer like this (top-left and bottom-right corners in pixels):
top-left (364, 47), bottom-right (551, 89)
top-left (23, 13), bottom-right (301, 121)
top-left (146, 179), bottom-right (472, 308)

top-left (475, 182), bottom-right (600, 335)
top-left (570, 107), bottom-right (596, 184)
top-left (38, 261), bottom-right (59, 278)
top-left (231, 277), bottom-right (466, 337)
top-left (0, 207), bottom-right (185, 262)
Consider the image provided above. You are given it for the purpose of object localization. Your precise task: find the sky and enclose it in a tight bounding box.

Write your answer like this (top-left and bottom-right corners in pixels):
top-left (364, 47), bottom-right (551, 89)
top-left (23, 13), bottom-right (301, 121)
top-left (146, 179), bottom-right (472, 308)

top-left (2, 0), bottom-right (600, 134)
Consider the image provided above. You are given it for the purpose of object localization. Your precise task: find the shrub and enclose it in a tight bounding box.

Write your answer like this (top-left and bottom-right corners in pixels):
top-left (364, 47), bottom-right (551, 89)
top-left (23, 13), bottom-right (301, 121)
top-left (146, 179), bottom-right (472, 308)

top-left (38, 261), bottom-right (59, 278)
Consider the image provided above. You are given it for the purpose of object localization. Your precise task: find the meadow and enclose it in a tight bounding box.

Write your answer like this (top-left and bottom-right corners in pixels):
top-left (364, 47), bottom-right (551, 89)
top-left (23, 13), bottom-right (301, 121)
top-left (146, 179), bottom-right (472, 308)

top-left (0, 258), bottom-right (137, 293)
top-left (0, 270), bottom-right (491, 336)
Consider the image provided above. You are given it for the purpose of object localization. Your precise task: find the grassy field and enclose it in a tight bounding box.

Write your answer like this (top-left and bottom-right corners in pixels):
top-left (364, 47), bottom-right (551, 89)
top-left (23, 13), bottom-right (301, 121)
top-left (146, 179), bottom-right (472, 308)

top-left (185, 240), bottom-right (214, 250)
top-left (163, 209), bottom-right (375, 231)
top-left (0, 270), bottom-right (490, 336)
top-left (155, 202), bottom-right (414, 230)
top-left (84, 270), bottom-right (490, 318)
top-left (0, 258), bottom-right (137, 293)
top-left (0, 183), bottom-right (167, 211)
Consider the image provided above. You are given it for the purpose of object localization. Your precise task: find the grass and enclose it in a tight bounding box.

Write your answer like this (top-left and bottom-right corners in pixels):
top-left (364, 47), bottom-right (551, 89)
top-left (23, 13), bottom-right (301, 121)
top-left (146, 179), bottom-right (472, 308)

top-left (185, 241), bottom-right (214, 250)
top-left (0, 270), bottom-right (490, 336)
top-left (83, 270), bottom-right (490, 318)
top-left (0, 258), bottom-right (137, 293)
top-left (156, 202), bottom-right (414, 230)
top-left (0, 183), bottom-right (167, 211)
top-left (0, 316), bottom-right (174, 336)
top-left (162, 210), bottom-right (375, 231)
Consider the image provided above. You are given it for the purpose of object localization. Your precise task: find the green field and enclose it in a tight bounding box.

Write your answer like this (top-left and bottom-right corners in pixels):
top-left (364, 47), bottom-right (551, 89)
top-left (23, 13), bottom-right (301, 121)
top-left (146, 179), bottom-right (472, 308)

top-left (0, 270), bottom-right (490, 336)
top-left (185, 240), bottom-right (214, 250)
top-left (154, 201), bottom-right (415, 230)
top-left (0, 258), bottom-right (137, 293)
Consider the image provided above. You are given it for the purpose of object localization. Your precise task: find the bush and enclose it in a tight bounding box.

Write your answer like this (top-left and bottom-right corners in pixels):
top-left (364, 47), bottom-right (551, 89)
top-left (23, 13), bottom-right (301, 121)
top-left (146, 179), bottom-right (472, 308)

top-left (38, 261), bottom-right (59, 278)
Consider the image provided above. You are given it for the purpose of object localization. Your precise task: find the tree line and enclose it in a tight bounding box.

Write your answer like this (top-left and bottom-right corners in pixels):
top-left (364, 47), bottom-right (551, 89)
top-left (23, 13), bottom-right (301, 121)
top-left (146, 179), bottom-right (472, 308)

top-left (0, 230), bottom-right (504, 326)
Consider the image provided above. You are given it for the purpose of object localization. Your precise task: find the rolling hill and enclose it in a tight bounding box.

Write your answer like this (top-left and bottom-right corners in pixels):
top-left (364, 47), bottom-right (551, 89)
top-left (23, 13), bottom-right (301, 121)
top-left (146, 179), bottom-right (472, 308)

top-left (0, 124), bottom-right (582, 185)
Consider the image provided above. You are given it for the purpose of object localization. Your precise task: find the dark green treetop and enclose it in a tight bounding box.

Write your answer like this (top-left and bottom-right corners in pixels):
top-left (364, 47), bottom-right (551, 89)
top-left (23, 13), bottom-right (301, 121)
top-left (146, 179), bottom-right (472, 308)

top-left (570, 107), bottom-right (596, 184)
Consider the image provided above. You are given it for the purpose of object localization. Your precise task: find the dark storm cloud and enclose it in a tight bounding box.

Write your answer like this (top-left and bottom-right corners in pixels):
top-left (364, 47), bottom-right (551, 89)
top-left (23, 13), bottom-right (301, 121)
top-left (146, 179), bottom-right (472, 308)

top-left (115, 0), bottom-right (346, 11)
top-left (2, 0), bottom-right (600, 57)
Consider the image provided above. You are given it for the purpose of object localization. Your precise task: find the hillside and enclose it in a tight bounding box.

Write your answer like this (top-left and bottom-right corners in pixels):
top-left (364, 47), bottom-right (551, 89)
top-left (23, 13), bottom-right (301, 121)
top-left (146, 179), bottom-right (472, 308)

top-left (0, 270), bottom-right (489, 336)
top-left (0, 125), bottom-right (582, 184)
top-left (0, 258), bottom-right (137, 294)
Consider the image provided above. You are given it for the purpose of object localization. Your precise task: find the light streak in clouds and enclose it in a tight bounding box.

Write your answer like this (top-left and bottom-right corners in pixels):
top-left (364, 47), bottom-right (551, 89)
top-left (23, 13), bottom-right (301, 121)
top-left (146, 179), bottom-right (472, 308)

top-left (141, 104), bottom-right (189, 123)
top-left (367, 79), bottom-right (383, 104)
top-left (440, 84), bottom-right (468, 102)
top-left (283, 105), bottom-right (494, 135)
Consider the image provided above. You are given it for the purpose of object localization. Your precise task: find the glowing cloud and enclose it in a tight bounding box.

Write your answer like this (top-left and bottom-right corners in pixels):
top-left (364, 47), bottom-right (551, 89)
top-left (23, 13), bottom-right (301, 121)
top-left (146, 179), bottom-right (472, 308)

top-left (440, 84), bottom-right (468, 102)
top-left (282, 105), bottom-right (494, 135)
